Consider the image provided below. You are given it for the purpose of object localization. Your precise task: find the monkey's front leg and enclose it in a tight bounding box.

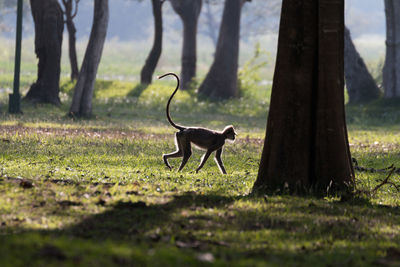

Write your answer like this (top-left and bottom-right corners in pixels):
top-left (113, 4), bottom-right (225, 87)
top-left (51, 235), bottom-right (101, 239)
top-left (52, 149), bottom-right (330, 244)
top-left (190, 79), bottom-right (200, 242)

top-left (195, 150), bottom-right (213, 173)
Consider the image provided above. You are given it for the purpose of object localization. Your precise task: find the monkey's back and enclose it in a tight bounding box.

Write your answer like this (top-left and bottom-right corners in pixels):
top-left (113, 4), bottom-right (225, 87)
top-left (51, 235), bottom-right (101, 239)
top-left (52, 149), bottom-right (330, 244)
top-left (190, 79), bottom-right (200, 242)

top-left (184, 127), bottom-right (222, 150)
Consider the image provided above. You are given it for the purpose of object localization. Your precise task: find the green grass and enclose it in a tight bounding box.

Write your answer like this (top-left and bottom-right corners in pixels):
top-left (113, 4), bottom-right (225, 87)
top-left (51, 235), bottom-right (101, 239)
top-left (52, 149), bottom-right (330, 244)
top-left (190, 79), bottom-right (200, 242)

top-left (0, 37), bottom-right (276, 83)
top-left (0, 76), bottom-right (400, 266)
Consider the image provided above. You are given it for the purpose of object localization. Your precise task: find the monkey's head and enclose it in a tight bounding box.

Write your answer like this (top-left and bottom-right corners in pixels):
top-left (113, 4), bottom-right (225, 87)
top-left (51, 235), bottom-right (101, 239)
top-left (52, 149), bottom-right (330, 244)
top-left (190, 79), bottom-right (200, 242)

top-left (223, 125), bottom-right (237, 141)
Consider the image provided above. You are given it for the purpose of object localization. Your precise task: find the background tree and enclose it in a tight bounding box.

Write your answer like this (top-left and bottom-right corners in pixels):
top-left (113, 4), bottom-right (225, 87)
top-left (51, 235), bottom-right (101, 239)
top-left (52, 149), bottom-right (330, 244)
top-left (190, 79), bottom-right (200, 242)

top-left (198, 0), bottom-right (249, 99)
top-left (140, 0), bottom-right (164, 84)
top-left (252, 0), bottom-right (354, 194)
top-left (169, 0), bottom-right (202, 90)
top-left (345, 27), bottom-right (380, 104)
top-left (69, 0), bottom-right (109, 117)
top-left (60, 0), bottom-right (80, 81)
top-left (383, 0), bottom-right (400, 98)
top-left (0, 0), bottom-right (29, 32)
top-left (202, 0), bottom-right (218, 48)
top-left (199, 0), bottom-right (280, 47)
top-left (25, 0), bottom-right (63, 105)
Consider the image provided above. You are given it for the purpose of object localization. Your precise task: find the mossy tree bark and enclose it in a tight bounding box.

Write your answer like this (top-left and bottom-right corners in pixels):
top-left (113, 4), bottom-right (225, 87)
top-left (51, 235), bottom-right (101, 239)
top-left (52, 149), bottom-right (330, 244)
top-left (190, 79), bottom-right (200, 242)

top-left (252, 0), bottom-right (354, 195)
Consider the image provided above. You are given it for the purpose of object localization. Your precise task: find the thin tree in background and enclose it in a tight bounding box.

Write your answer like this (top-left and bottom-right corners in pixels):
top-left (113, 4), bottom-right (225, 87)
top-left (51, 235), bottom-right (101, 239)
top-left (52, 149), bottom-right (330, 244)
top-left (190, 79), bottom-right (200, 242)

top-left (25, 0), bottom-right (63, 105)
top-left (383, 0), bottom-right (400, 98)
top-left (198, 0), bottom-right (249, 99)
top-left (345, 27), bottom-right (380, 103)
top-left (140, 0), bottom-right (164, 84)
top-left (60, 0), bottom-right (80, 81)
top-left (69, 0), bottom-right (109, 117)
top-left (169, 0), bottom-right (202, 90)
top-left (203, 0), bottom-right (218, 48)
top-left (252, 0), bottom-right (354, 194)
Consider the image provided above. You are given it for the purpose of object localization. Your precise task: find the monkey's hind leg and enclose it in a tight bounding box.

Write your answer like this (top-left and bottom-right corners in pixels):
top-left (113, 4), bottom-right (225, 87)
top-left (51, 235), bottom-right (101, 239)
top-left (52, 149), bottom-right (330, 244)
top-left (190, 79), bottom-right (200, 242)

top-left (214, 148), bottom-right (227, 174)
top-left (163, 134), bottom-right (183, 170)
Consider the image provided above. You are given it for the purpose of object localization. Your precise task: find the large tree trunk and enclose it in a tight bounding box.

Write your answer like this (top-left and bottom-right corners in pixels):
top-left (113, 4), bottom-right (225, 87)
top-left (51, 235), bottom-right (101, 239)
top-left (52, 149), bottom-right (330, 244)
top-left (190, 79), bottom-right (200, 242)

top-left (169, 0), bottom-right (202, 90)
top-left (69, 0), bottom-right (108, 117)
top-left (140, 0), bottom-right (164, 84)
top-left (252, 0), bottom-right (354, 194)
top-left (197, 0), bottom-right (246, 99)
top-left (344, 27), bottom-right (380, 103)
top-left (63, 0), bottom-right (80, 81)
top-left (383, 0), bottom-right (400, 98)
top-left (25, 0), bottom-right (63, 105)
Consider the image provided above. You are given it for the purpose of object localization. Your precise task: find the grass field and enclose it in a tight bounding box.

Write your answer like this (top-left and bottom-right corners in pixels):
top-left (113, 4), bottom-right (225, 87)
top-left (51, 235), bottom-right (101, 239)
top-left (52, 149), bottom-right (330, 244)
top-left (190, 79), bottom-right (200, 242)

top-left (0, 73), bottom-right (399, 266)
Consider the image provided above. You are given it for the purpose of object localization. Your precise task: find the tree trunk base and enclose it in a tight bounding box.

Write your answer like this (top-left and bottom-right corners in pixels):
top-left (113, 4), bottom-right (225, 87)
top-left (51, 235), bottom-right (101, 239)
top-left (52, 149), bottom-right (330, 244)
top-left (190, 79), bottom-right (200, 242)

top-left (24, 82), bottom-right (61, 105)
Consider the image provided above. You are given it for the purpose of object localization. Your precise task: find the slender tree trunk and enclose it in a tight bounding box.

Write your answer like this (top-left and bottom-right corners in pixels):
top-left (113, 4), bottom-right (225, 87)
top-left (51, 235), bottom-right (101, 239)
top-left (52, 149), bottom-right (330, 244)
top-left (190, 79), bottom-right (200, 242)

top-left (69, 0), bottom-right (108, 117)
top-left (65, 0), bottom-right (79, 80)
top-left (169, 0), bottom-right (202, 90)
top-left (252, 0), bottom-right (354, 194)
top-left (25, 0), bottom-right (63, 105)
top-left (204, 0), bottom-right (218, 48)
top-left (67, 21), bottom-right (79, 81)
top-left (344, 27), bottom-right (380, 103)
top-left (140, 0), bottom-right (164, 84)
top-left (383, 0), bottom-right (400, 98)
top-left (197, 0), bottom-right (246, 99)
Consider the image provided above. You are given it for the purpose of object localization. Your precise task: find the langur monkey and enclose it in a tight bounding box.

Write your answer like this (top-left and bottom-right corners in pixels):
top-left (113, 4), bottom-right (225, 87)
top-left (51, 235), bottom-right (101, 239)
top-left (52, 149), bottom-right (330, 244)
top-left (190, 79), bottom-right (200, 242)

top-left (159, 73), bottom-right (237, 174)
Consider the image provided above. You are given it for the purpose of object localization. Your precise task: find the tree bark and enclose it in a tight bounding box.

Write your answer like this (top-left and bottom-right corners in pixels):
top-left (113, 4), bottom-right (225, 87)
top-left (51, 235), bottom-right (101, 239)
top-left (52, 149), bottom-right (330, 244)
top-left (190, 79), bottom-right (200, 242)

top-left (252, 0), bottom-right (354, 194)
top-left (62, 0), bottom-right (80, 81)
top-left (25, 0), bottom-right (63, 105)
top-left (69, 0), bottom-right (108, 117)
top-left (344, 27), bottom-right (380, 103)
top-left (383, 0), bottom-right (400, 98)
top-left (197, 0), bottom-right (246, 99)
top-left (169, 0), bottom-right (202, 90)
top-left (140, 0), bottom-right (164, 84)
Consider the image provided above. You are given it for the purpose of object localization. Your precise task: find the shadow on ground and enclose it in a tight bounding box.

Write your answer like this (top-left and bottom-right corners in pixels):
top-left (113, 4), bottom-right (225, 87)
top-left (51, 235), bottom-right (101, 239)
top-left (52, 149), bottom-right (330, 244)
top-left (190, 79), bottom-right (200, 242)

top-left (1, 191), bottom-right (400, 265)
top-left (128, 84), bottom-right (149, 98)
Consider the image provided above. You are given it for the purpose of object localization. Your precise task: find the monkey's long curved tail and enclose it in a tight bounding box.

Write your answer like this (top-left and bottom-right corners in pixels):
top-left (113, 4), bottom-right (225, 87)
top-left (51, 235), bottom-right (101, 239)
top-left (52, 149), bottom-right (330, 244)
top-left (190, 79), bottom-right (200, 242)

top-left (158, 72), bottom-right (185, 131)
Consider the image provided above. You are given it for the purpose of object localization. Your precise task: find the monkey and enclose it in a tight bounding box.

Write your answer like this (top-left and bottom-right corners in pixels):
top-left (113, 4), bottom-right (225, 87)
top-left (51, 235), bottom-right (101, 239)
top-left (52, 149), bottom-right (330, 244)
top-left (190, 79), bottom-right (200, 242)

top-left (158, 72), bottom-right (236, 174)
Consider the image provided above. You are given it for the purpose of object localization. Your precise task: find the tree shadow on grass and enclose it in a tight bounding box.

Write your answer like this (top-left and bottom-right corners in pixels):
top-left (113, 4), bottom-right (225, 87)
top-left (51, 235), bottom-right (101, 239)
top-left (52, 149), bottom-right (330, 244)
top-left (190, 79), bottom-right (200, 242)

top-left (1, 192), bottom-right (400, 265)
top-left (128, 84), bottom-right (149, 98)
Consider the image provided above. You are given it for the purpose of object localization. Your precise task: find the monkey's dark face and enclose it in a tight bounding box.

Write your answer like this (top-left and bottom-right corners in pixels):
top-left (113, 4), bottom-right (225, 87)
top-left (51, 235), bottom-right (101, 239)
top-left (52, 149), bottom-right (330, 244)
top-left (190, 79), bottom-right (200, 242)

top-left (224, 126), bottom-right (237, 141)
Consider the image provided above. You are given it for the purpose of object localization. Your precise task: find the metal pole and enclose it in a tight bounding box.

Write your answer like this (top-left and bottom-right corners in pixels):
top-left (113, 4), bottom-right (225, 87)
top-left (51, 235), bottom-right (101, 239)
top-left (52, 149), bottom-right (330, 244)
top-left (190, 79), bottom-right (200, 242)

top-left (9, 0), bottom-right (23, 114)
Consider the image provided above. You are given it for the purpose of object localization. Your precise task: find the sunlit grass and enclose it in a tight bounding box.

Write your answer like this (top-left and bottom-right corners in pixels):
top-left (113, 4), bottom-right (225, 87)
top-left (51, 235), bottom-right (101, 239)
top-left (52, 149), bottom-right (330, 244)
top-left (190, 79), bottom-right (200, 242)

top-left (0, 65), bottom-right (399, 266)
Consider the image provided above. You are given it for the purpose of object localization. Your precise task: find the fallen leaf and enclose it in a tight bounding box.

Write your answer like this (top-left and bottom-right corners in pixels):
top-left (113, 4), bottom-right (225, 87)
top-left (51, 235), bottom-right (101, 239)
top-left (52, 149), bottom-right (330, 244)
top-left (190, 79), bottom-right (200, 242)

top-left (58, 200), bottom-right (82, 207)
top-left (126, 191), bottom-right (140, 195)
top-left (176, 240), bottom-right (201, 249)
top-left (197, 252), bottom-right (214, 263)
top-left (96, 199), bottom-right (106, 206)
top-left (20, 179), bottom-right (34, 189)
top-left (116, 201), bottom-right (146, 209)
